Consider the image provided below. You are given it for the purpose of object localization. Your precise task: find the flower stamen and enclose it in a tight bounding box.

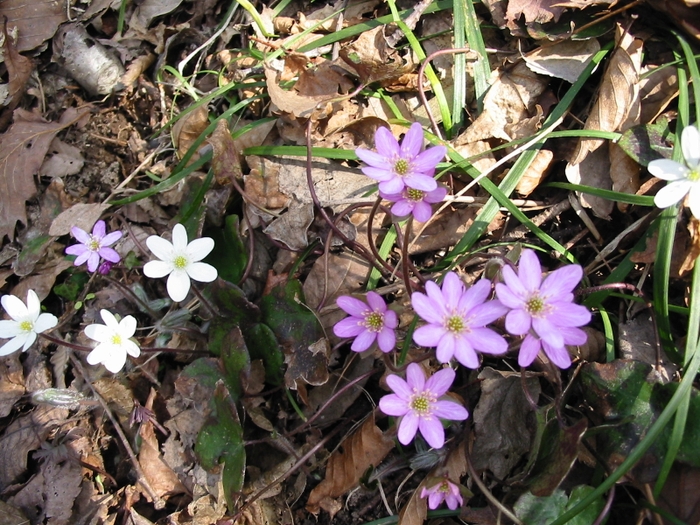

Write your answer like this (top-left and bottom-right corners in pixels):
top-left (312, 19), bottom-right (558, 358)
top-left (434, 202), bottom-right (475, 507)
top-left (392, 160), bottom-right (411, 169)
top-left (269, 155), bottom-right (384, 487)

top-left (363, 311), bottom-right (384, 332)
top-left (394, 158), bottom-right (409, 175)
top-left (19, 320), bottom-right (33, 332)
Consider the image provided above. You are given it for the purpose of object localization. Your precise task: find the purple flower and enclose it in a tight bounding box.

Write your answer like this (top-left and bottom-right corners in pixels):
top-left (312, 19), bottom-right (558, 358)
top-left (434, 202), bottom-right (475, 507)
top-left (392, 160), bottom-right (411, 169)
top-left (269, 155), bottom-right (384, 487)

top-left (379, 363), bottom-right (468, 449)
top-left (334, 292), bottom-right (398, 352)
top-left (420, 478), bottom-right (464, 510)
top-left (65, 220), bottom-right (122, 273)
top-left (412, 273), bottom-right (508, 368)
top-left (380, 185), bottom-right (448, 222)
top-left (495, 249), bottom-right (591, 369)
top-left (356, 123), bottom-right (446, 195)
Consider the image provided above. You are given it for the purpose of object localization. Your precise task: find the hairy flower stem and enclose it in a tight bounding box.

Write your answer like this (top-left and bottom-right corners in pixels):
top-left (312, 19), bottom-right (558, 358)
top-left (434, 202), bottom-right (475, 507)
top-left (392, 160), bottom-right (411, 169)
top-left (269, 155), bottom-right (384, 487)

top-left (101, 274), bottom-right (160, 319)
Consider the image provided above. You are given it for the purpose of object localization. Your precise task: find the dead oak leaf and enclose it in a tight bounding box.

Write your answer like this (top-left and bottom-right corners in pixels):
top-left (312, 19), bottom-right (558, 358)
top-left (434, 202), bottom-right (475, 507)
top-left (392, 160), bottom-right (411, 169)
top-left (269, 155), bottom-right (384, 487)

top-left (1, 18), bottom-right (33, 115)
top-left (0, 0), bottom-right (66, 52)
top-left (0, 107), bottom-right (90, 241)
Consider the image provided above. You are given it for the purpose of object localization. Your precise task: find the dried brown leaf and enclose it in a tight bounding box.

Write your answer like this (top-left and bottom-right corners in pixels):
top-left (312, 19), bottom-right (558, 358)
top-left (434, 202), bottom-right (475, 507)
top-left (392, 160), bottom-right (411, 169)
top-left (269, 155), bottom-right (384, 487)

top-left (172, 104), bottom-right (209, 162)
top-left (680, 216), bottom-right (700, 275)
top-left (339, 26), bottom-right (414, 86)
top-left (306, 415), bottom-right (393, 514)
top-left (0, 0), bottom-right (66, 52)
top-left (609, 143), bottom-right (640, 212)
top-left (2, 18), bottom-right (33, 113)
top-left (0, 107), bottom-right (90, 241)
top-left (40, 138), bottom-right (85, 178)
top-left (0, 352), bottom-right (24, 418)
top-left (397, 483), bottom-right (427, 525)
top-left (49, 202), bottom-right (110, 236)
top-left (523, 39), bottom-right (600, 83)
top-left (659, 464), bottom-right (700, 524)
top-left (505, 0), bottom-right (565, 25)
top-left (515, 149), bottom-right (554, 197)
top-left (264, 62), bottom-right (340, 119)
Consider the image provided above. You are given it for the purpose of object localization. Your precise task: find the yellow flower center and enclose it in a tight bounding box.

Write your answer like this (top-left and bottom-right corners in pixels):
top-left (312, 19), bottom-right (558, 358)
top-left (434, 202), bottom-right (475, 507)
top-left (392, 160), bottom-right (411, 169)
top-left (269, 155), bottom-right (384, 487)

top-left (439, 481), bottom-right (450, 493)
top-left (173, 255), bottom-right (188, 269)
top-left (406, 188), bottom-right (425, 201)
top-left (445, 315), bottom-right (464, 334)
top-left (394, 158), bottom-right (409, 175)
top-left (363, 311), bottom-right (384, 332)
top-left (111, 334), bottom-right (122, 345)
top-left (19, 320), bottom-right (33, 332)
top-left (688, 169), bottom-right (700, 182)
top-left (88, 237), bottom-right (101, 251)
top-left (411, 395), bottom-right (430, 414)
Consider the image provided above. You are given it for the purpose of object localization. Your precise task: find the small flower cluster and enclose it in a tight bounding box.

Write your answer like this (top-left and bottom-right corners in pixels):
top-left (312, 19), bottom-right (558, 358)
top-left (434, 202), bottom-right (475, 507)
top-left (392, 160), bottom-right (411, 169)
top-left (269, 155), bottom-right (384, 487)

top-left (1, 223), bottom-right (218, 374)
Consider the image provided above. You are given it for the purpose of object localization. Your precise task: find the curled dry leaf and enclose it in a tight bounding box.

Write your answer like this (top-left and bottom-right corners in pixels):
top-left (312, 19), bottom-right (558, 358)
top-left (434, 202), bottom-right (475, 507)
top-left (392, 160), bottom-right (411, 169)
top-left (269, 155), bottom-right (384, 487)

top-left (172, 104), bottom-right (209, 162)
top-left (523, 39), bottom-right (600, 84)
top-left (1, 0), bottom-right (66, 52)
top-left (306, 415), bottom-right (393, 516)
top-left (515, 149), bottom-right (554, 197)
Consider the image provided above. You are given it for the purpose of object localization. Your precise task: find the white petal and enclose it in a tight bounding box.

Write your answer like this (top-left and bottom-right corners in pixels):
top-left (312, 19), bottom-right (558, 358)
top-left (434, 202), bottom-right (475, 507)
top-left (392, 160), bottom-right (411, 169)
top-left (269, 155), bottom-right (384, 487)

top-left (119, 315), bottom-right (137, 338)
top-left (0, 335), bottom-right (26, 355)
top-left (87, 344), bottom-right (109, 365)
top-left (689, 183), bottom-right (700, 219)
top-left (25, 290), bottom-right (41, 321)
top-left (171, 224), bottom-right (189, 251)
top-left (167, 270), bottom-right (191, 302)
top-left (123, 339), bottom-right (141, 358)
top-left (33, 313), bottom-right (58, 333)
top-left (682, 126), bottom-right (700, 168)
top-left (186, 237), bottom-right (215, 261)
top-left (0, 320), bottom-right (21, 338)
top-left (187, 262), bottom-right (218, 283)
top-left (648, 159), bottom-right (689, 181)
top-left (103, 348), bottom-right (128, 373)
top-left (655, 181), bottom-right (691, 208)
top-left (143, 260), bottom-right (174, 278)
top-left (99, 310), bottom-right (119, 329)
top-left (1, 295), bottom-right (28, 321)
top-left (84, 324), bottom-right (112, 343)
top-left (21, 332), bottom-right (37, 351)
top-left (146, 235), bottom-right (175, 261)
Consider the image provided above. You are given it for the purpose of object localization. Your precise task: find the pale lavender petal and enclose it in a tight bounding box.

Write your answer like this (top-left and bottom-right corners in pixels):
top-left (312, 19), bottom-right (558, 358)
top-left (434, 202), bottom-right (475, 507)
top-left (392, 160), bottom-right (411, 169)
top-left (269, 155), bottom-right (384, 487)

top-left (467, 328), bottom-right (508, 355)
top-left (495, 282), bottom-right (524, 309)
top-left (540, 265), bottom-right (583, 297)
top-left (655, 180), bottom-right (691, 208)
top-left (378, 177), bottom-right (405, 194)
top-left (351, 329), bottom-right (376, 352)
top-left (101, 231), bottom-right (122, 246)
top-left (0, 335), bottom-right (26, 356)
top-left (453, 340), bottom-right (480, 368)
top-left (377, 327), bottom-right (395, 352)
top-left (146, 236), bottom-right (175, 261)
top-left (362, 166), bottom-right (394, 181)
top-left (374, 126), bottom-right (400, 158)
top-left (143, 260), bottom-right (173, 278)
top-left (424, 367), bottom-right (455, 396)
top-left (551, 302), bottom-right (591, 327)
top-left (505, 309), bottom-right (531, 335)
top-left (561, 326), bottom-right (588, 345)
top-left (379, 394), bottom-right (409, 416)
top-left (519, 250), bottom-right (542, 290)
top-left (74, 250), bottom-right (92, 268)
top-left (65, 244), bottom-right (88, 256)
top-left (443, 272), bottom-right (464, 309)
top-left (386, 374), bottom-right (412, 400)
top-left (71, 226), bottom-right (91, 244)
top-left (186, 262), bottom-right (218, 282)
top-left (470, 300), bottom-right (508, 327)
top-left (384, 309), bottom-right (398, 329)
top-left (425, 280), bottom-right (447, 310)
top-left (432, 400), bottom-right (469, 420)
top-left (412, 146), bottom-right (446, 173)
top-left (428, 491), bottom-right (443, 510)
top-left (92, 220), bottom-right (106, 239)
top-left (405, 362), bottom-right (426, 391)
top-left (458, 279), bottom-right (491, 315)
top-left (187, 237), bottom-right (215, 261)
top-left (401, 123), bottom-right (424, 158)
top-left (533, 317), bottom-right (564, 347)
top-left (648, 159), bottom-right (689, 180)
top-left (501, 266), bottom-right (528, 298)
top-left (334, 317), bottom-right (365, 337)
top-left (423, 186), bottom-right (448, 203)
top-left (397, 413), bottom-right (419, 445)
top-left (337, 296), bottom-right (369, 317)
top-left (167, 270), bottom-right (191, 302)
top-left (682, 125), bottom-right (700, 168)
top-left (356, 148), bottom-right (393, 168)
top-left (411, 200), bottom-right (433, 222)
top-left (171, 224), bottom-right (189, 251)
top-left (413, 324), bottom-right (446, 348)
top-left (542, 341), bottom-right (572, 369)
top-left (518, 334), bottom-right (541, 367)
top-left (435, 335), bottom-right (457, 363)
top-left (86, 252), bottom-right (100, 272)
top-left (689, 183), bottom-right (700, 219)
top-left (412, 292), bottom-right (444, 324)
top-left (365, 291), bottom-right (386, 312)
top-left (391, 199), bottom-right (414, 218)
top-left (445, 492), bottom-right (462, 510)
top-left (380, 191), bottom-right (402, 202)
top-left (418, 417), bottom-right (445, 448)
top-left (0, 320), bottom-right (21, 338)
top-left (403, 173), bottom-right (437, 192)
top-left (33, 313), bottom-right (57, 333)
top-left (1, 295), bottom-right (27, 321)
top-left (98, 247), bottom-right (121, 263)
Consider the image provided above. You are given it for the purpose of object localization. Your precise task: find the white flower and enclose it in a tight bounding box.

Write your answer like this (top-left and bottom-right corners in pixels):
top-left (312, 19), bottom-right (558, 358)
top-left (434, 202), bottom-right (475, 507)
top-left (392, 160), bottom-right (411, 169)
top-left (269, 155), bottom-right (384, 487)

top-left (143, 224), bottom-right (218, 302)
top-left (649, 125), bottom-right (700, 219)
top-left (84, 310), bottom-right (140, 373)
top-left (0, 290), bottom-right (57, 356)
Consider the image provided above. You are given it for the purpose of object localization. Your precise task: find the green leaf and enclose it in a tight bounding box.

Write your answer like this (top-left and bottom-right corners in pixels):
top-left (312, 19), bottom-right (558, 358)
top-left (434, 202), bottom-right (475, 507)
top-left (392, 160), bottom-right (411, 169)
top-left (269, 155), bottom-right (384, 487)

top-left (617, 117), bottom-right (673, 166)
top-left (195, 381), bottom-right (246, 509)
top-left (515, 486), bottom-right (605, 525)
top-left (208, 321), bottom-right (250, 400)
top-left (245, 322), bottom-right (284, 386)
top-left (206, 215), bottom-right (248, 285)
top-left (204, 278), bottom-right (260, 326)
top-left (54, 271), bottom-right (89, 301)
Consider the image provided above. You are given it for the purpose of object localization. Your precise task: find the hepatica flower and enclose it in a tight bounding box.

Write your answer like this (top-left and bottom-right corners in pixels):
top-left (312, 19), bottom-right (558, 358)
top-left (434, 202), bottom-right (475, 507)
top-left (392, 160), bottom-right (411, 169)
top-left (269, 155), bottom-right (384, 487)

top-left (379, 362), bottom-right (468, 449)
top-left (65, 220), bottom-right (122, 273)
top-left (143, 224), bottom-right (218, 302)
top-left (84, 309), bottom-right (140, 373)
top-left (495, 249), bottom-right (591, 369)
top-left (380, 185), bottom-right (448, 223)
top-left (356, 122), bottom-right (446, 195)
top-left (412, 273), bottom-right (508, 368)
top-left (0, 290), bottom-right (57, 356)
top-left (334, 291), bottom-right (397, 353)
top-left (649, 125), bottom-right (700, 219)
top-left (421, 478), bottom-right (464, 510)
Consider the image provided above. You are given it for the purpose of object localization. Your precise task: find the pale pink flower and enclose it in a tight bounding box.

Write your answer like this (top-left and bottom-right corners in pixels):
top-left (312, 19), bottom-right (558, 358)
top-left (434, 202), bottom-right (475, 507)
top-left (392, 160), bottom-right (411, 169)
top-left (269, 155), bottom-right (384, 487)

top-left (356, 122), bottom-right (445, 195)
top-left (65, 220), bottom-right (122, 273)
top-left (495, 249), bottom-right (591, 369)
top-left (379, 363), bottom-right (468, 449)
top-left (334, 292), bottom-right (398, 353)
top-left (420, 478), bottom-right (464, 510)
top-left (380, 185), bottom-right (448, 222)
top-left (412, 273), bottom-right (508, 368)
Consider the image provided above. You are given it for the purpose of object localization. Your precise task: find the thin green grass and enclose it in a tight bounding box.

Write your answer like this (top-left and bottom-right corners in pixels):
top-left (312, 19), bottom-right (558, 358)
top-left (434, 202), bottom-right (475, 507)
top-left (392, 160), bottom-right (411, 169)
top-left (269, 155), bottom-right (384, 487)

top-left (462, 0), bottom-right (490, 113)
